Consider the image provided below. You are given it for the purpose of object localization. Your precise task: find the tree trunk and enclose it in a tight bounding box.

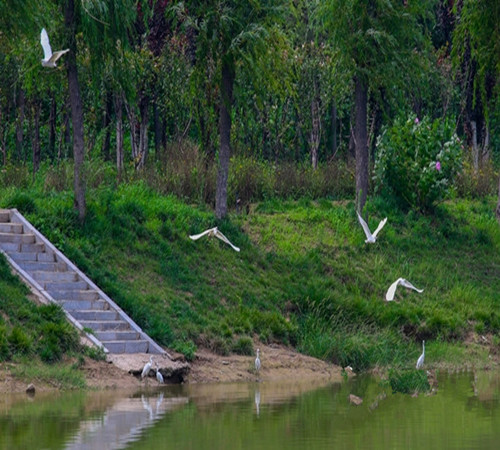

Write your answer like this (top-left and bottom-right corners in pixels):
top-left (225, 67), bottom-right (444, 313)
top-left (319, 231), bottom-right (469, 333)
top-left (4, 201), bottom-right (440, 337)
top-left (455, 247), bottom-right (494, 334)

top-left (102, 91), bottom-right (112, 161)
top-left (16, 88), bottom-right (25, 161)
top-left (153, 101), bottom-right (162, 159)
top-left (496, 175), bottom-right (500, 224)
top-left (114, 92), bottom-right (124, 178)
top-left (354, 76), bottom-right (369, 212)
top-left (137, 93), bottom-right (149, 170)
top-left (48, 93), bottom-right (56, 158)
top-left (32, 101), bottom-right (41, 175)
top-left (215, 56), bottom-right (235, 219)
top-left (310, 96), bottom-right (321, 170)
top-left (65, 0), bottom-right (86, 221)
top-left (331, 101), bottom-right (337, 157)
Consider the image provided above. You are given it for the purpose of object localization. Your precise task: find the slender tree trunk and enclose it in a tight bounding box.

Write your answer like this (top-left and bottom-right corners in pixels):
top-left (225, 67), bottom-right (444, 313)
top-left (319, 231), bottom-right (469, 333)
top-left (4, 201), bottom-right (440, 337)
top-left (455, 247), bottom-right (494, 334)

top-left (153, 101), bottom-right (162, 160)
top-left (215, 56), bottom-right (235, 219)
top-left (354, 76), bottom-right (369, 212)
top-left (331, 101), bottom-right (337, 157)
top-left (65, 0), bottom-right (86, 221)
top-left (310, 90), bottom-right (321, 169)
top-left (137, 94), bottom-right (149, 170)
top-left (0, 107), bottom-right (6, 166)
top-left (32, 101), bottom-right (41, 175)
top-left (16, 88), bottom-right (25, 161)
top-left (114, 92), bottom-right (124, 177)
top-left (497, 174), bottom-right (500, 223)
top-left (48, 93), bottom-right (56, 158)
top-left (102, 92), bottom-right (112, 161)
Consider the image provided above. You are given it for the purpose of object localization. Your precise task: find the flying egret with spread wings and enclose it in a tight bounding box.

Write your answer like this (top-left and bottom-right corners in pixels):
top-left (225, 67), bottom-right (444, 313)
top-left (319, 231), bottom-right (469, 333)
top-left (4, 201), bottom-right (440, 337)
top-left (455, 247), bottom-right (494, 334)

top-left (40, 28), bottom-right (69, 68)
top-left (385, 278), bottom-right (424, 301)
top-left (189, 227), bottom-right (240, 252)
top-left (357, 212), bottom-right (387, 244)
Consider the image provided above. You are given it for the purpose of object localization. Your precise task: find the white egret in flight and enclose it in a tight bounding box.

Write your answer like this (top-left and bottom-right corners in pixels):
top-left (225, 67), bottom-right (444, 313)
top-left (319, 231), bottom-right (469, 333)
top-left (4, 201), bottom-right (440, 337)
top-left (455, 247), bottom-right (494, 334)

top-left (416, 340), bottom-right (425, 369)
top-left (357, 212), bottom-right (387, 244)
top-left (189, 227), bottom-right (240, 252)
top-left (385, 278), bottom-right (424, 301)
top-left (40, 28), bottom-right (69, 68)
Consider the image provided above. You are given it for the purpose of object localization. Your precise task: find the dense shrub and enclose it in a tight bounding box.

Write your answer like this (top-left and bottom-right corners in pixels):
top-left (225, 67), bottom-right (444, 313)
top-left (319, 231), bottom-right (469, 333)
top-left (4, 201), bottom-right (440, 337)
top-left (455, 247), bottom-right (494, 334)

top-left (374, 114), bottom-right (463, 211)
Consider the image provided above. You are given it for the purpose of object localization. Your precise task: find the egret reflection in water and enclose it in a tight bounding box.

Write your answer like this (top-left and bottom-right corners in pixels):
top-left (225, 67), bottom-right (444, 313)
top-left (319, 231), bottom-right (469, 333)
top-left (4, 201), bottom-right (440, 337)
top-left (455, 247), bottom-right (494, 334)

top-left (63, 391), bottom-right (187, 450)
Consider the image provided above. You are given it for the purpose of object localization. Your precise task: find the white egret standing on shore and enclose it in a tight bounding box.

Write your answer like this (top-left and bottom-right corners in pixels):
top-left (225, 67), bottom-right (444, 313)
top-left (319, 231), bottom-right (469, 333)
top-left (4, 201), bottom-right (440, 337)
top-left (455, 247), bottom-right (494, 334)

top-left (156, 364), bottom-right (164, 384)
top-left (141, 356), bottom-right (154, 379)
top-left (416, 341), bottom-right (425, 369)
top-left (255, 349), bottom-right (261, 374)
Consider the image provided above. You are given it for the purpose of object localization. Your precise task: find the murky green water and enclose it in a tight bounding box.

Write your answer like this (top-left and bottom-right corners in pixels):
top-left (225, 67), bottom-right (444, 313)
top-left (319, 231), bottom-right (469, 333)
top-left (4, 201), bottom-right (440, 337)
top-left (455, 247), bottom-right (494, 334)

top-left (1, 371), bottom-right (500, 449)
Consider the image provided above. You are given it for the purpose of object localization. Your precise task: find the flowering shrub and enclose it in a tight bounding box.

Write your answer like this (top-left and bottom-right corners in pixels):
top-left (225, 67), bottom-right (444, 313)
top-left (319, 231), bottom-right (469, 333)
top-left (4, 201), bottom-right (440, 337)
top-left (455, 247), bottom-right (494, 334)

top-left (374, 114), bottom-right (463, 212)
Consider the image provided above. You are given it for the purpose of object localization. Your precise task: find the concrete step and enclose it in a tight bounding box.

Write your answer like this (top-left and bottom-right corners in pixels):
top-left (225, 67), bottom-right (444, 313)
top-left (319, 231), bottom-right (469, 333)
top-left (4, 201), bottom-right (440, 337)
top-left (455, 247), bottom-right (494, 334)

top-left (71, 310), bottom-right (120, 321)
top-left (21, 242), bottom-right (45, 253)
top-left (96, 330), bottom-right (140, 342)
top-left (6, 251), bottom-right (55, 263)
top-left (57, 299), bottom-right (109, 311)
top-left (31, 271), bottom-right (78, 282)
top-left (0, 232), bottom-right (35, 244)
top-left (49, 289), bottom-right (99, 301)
top-left (17, 261), bottom-right (66, 272)
top-left (103, 340), bottom-right (149, 354)
top-left (0, 211), bottom-right (9, 222)
top-left (79, 320), bottom-right (131, 331)
top-left (43, 280), bottom-right (88, 291)
top-left (0, 223), bottom-right (23, 233)
top-left (0, 242), bottom-right (20, 252)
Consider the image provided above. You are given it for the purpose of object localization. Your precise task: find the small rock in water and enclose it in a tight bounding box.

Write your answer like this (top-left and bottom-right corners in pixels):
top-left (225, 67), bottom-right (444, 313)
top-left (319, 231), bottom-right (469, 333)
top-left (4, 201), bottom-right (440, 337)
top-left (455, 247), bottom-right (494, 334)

top-left (26, 383), bottom-right (36, 395)
top-left (349, 394), bottom-right (363, 406)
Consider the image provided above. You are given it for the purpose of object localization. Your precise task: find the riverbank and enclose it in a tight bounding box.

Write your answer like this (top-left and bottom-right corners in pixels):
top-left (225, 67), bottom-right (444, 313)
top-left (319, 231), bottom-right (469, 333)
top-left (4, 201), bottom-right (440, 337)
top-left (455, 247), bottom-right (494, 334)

top-left (0, 343), bottom-right (342, 394)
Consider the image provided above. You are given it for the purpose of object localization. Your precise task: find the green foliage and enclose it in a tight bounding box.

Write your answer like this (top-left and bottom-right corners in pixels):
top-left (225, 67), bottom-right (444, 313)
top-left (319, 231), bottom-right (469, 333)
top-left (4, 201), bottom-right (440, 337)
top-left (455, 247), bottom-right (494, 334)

top-left (8, 326), bottom-right (32, 355)
top-left (0, 326), bottom-right (10, 361)
top-left (374, 114), bottom-right (463, 211)
top-left (232, 336), bottom-right (254, 356)
top-left (388, 369), bottom-right (430, 394)
top-left (83, 346), bottom-right (107, 362)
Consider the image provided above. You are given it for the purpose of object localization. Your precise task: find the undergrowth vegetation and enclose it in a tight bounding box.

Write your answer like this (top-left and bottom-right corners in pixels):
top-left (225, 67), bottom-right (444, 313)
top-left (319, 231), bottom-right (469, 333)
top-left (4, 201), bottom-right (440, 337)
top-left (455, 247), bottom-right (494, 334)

top-left (1, 162), bottom-right (499, 372)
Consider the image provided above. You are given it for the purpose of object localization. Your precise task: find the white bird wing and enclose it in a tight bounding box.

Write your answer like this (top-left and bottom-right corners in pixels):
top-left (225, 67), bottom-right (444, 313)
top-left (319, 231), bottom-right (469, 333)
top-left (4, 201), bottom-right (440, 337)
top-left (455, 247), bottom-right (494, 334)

top-left (372, 217), bottom-right (388, 238)
top-left (399, 278), bottom-right (424, 293)
top-left (49, 49), bottom-right (69, 63)
top-left (357, 212), bottom-right (373, 240)
top-left (40, 28), bottom-right (52, 60)
top-left (189, 227), bottom-right (217, 240)
top-left (385, 278), bottom-right (404, 301)
top-left (214, 229), bottom-right (240, 252)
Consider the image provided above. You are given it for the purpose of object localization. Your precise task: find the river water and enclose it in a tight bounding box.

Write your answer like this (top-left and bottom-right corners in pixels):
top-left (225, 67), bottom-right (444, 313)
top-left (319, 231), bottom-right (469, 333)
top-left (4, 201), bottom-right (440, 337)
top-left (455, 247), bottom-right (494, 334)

top-left (1, 371), bottom-right (499, 449)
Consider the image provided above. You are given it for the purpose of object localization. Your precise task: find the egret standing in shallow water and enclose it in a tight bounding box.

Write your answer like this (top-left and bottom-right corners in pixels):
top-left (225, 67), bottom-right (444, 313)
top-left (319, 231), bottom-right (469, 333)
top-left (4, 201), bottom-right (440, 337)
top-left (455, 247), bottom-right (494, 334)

top-left (255, 349), bottom-right (261, 375)
top-left (141, 356), bottom-right (154, 380)
top-left (416, 340), bottom-right (425, 369)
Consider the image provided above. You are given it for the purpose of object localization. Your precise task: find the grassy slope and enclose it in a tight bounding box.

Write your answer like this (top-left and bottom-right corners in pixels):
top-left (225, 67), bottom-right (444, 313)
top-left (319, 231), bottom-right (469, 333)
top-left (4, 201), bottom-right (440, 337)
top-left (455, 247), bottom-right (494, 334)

top-left (1, 183), bottom-right (500, 372)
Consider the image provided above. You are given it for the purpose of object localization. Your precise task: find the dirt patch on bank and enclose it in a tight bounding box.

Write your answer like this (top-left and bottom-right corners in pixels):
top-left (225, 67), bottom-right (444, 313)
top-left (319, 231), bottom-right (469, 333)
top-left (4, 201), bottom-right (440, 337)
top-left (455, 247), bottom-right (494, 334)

top-left (0, 344), bottom-right (341, 394)
top-left (187, 343), bottom-right (341, 384)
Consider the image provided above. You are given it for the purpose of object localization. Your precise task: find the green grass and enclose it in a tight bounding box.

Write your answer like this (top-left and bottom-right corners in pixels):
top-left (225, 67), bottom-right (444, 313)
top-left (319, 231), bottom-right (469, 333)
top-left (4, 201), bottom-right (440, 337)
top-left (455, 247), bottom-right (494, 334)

top-left (10, 357), bottom-right (87, 389)
top-left (1, 172), bottom-right (499, 373)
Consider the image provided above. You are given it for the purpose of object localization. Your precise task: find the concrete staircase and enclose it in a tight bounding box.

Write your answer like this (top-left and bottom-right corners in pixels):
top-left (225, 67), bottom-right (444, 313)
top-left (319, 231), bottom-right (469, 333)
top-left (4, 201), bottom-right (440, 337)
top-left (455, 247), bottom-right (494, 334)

top-left (0, 209), bottom-right (164, 355)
